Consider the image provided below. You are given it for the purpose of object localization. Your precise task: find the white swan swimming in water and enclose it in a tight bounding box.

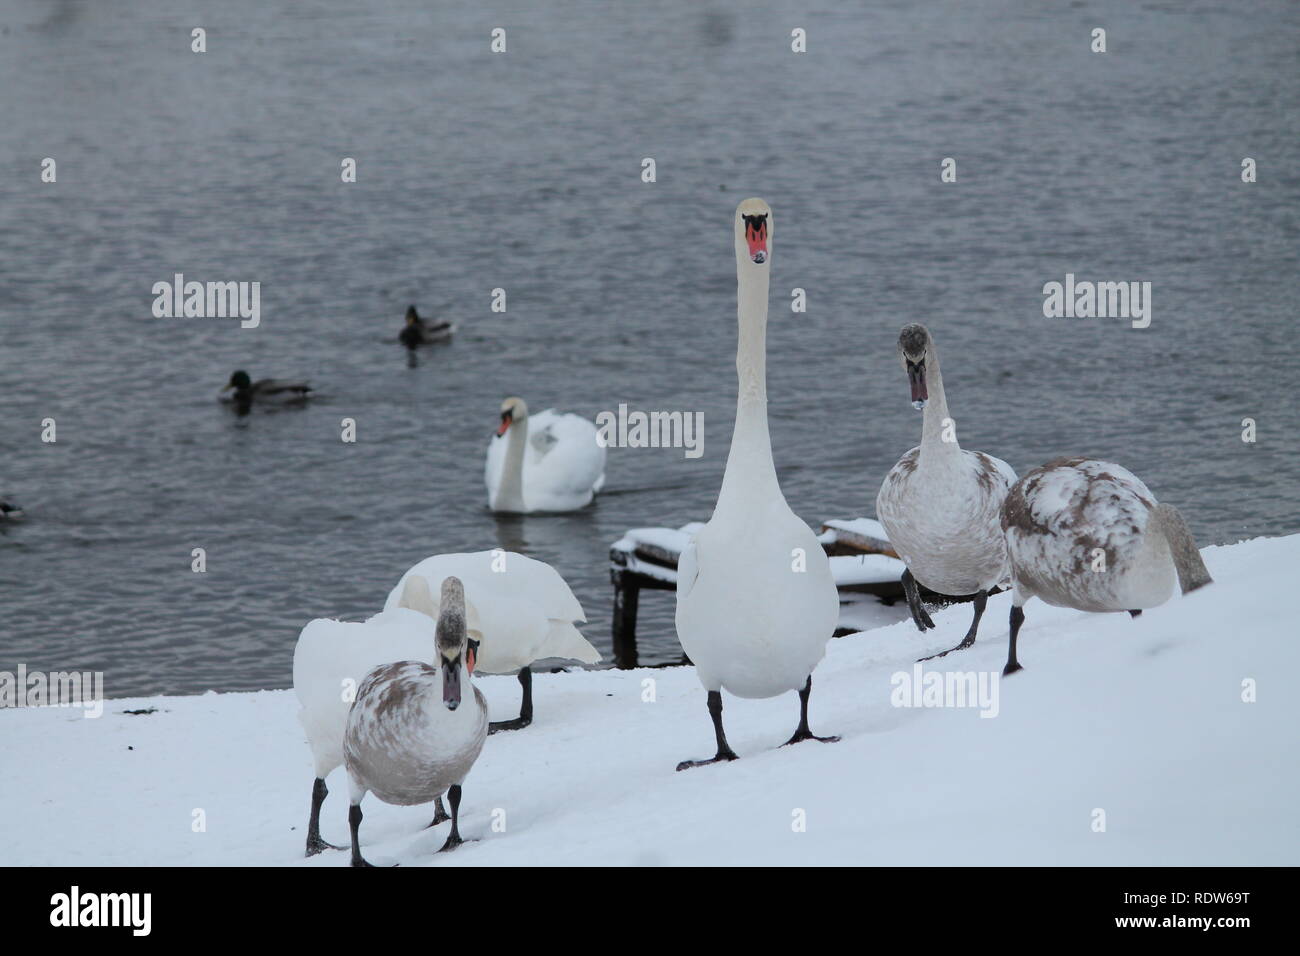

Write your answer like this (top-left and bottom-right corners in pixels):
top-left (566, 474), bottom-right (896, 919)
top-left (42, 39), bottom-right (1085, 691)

top-left (383, 550), bottom-right (599, 732)
top-left (875, 323), bottom-right (1017, 660)
top-left (484, 397), bottom-right (606, 513)
top-left (344, 577), bottom-right (488, 866)
top-left (292, 575), bottom-right (478, 856)
top-left (1001, 456), bottom-right (1213, 674)
top-left (674, 198), bottom-right (840, 771)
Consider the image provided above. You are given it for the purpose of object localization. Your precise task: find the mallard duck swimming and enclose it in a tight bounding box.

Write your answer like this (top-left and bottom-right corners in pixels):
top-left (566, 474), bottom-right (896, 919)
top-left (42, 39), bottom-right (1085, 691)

top-left (399, 305), bottom-right (453, 349)
top-left (220, 370), bottom-right (312, 408)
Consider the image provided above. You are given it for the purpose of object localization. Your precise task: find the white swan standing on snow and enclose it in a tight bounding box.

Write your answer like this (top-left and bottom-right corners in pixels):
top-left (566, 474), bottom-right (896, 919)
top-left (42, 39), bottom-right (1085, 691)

top-left (674, 198), bottom-right (840, 771)
top-left (875, 324), bottom-right (1017, 660)
top-left (292, 575), bottom-right (470, 856)
top-left (485, 397), bottom-right (606, 513)
top-left (344, 577), bottom-right (488, 866)
top-left (384, 550), bottom-right (599, 732)
top-left (1000, 456), bottom-right (1213, 675)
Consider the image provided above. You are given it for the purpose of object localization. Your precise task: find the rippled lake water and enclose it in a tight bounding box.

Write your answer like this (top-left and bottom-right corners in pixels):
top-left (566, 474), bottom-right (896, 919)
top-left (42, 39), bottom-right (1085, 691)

top-left (1, 0), bottom-right (1297, 696)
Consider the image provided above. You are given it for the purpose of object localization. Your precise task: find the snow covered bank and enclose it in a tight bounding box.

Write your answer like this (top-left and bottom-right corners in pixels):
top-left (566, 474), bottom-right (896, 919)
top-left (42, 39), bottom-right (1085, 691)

top-left (3, 535), bottom-right (1296, 866)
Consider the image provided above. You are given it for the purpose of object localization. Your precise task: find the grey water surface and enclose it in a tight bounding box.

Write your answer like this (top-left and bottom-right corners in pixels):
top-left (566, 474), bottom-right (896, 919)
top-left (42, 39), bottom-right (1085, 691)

top-left (1, 0), bottom-right (1297, 696)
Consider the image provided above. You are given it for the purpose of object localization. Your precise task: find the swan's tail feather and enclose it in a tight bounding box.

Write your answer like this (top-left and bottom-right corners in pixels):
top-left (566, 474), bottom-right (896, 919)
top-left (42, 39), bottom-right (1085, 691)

top-left (541, 620), bottom-right (601, 665)
top-left (1153, 503), bottom-right (1213, 594)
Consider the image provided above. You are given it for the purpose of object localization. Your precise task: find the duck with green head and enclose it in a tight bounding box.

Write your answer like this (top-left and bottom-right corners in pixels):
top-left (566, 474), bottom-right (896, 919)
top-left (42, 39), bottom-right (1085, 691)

top-left (221, 370), bottom-right (313, 410)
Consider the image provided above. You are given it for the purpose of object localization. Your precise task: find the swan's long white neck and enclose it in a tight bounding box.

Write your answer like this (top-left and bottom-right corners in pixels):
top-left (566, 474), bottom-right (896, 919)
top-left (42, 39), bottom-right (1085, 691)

top-left (918, 346), bottom-right (961, 465)
top-left (496, 416), bottom-right (529, 512)
top-left (717, 257), bottom-right (780, 511)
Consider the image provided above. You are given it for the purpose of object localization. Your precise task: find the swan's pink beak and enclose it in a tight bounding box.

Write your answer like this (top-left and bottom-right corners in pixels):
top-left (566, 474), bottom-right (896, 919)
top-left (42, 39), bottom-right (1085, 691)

top-left (745, 220), bottom-right (768, 264)
top-left (907, 361), bottom-right (928, 409)
top-left (442, 657), bottom-right (461, 710)
top-left (496, 412), bottom-right (512, 436)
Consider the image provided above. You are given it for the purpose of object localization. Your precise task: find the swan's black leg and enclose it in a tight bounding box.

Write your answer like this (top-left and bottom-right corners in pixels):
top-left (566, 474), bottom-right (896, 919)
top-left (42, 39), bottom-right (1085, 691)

top-left (349, 803), bottom-right (374, 867)
top-left (424, 793), bottom-right (449, 828)
top-left (1004, 604), bottom-right (1025, 675)
top-left (676, 691), bottom-right (740, 771)
top-left (919, 589), bottom-right (988, 661)
top-left (784, 676), bottom-right (840, 746)
top-left (1128, 609), bottom-right (1142, 619)
top-left (306, 776), bottom-right (347, 856)
top-left (439, 786), bottom-right (464, 852)
top-left (902, 569), bottom-right (936, 631)
top-left (488, 667), bottom-right (533, 734)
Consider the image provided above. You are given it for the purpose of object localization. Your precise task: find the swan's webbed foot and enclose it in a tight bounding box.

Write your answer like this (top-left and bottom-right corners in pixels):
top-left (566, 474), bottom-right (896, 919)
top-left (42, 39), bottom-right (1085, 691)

top-left (347, 803), bottom-right (374, 868)
top-left (783, 729), bottom-right (840, 746)
top-left (675, 748), bottom-right (739, 772)
top-left (305, 776), bottom-right (348, 857)
top-left (424, 794), bottom-right (450, 828)
top-left (917, 589), bottom-right (988, 662)
top-left (918, 633), bottom-right (976, 662)
top-left (437, 784), bottom-right (467, 852)
top-left (488, 667), bottom-right (533, 735)
top-left (1128, 609), bottom-right (1142, 618)
top-left (902, 569), bottom-right (936, 631)
top-left (307, 834), bottom-right (348, 856)
top-left (488, 715), bottom-right (532, 734)
top-left (782, 676), bottom-right (838, 747)
top-left (676, 690), bottom-right (739, 771)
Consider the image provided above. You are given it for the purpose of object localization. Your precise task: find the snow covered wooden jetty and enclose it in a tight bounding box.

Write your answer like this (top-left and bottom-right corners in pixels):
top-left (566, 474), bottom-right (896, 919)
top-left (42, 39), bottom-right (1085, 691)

top-left (608, 518), bottom-right (907, 667)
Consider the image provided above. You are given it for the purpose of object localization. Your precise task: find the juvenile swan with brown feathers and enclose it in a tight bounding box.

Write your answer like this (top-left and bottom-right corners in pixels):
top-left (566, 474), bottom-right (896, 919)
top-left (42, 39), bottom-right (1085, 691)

top-left (343, 576), bottom-right (488, 867)
top-left (875, 324), bottom-right (1017, 660)
top-left (1000, 457), bottom-right (1213, 675)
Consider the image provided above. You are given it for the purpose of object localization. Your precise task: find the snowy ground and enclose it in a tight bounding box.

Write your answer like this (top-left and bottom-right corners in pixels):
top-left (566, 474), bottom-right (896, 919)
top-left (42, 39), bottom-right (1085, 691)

top-left (3, 534), bottom-right (1296, 866)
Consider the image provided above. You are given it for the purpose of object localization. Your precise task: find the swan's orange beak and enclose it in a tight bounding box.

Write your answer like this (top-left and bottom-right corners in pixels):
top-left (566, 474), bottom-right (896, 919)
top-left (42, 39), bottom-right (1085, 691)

top-left (745, 218), bottom-right (768, 264)
top-left (496, 411), bottom-right (512, 436)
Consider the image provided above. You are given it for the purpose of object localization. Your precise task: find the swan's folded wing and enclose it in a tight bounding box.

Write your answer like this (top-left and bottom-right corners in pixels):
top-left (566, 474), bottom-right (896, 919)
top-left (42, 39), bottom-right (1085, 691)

top-left (983, 452), bottom-right (1018, 489)
top-left (538, 620), bottom-right (601, 664)
top-left (529, 422), bottom-right (560, 458)
top-left (522, 410), bottom-right (607, 505)
top-left (677, 536), bottom-right (700, 602)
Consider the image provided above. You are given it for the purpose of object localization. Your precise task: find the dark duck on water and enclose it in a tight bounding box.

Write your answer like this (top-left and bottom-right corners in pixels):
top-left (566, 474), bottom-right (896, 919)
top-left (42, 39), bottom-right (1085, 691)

top-left (399, 305), bottom-right (453, 350)
top-left (220, 370), bottom-right (313, 413)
